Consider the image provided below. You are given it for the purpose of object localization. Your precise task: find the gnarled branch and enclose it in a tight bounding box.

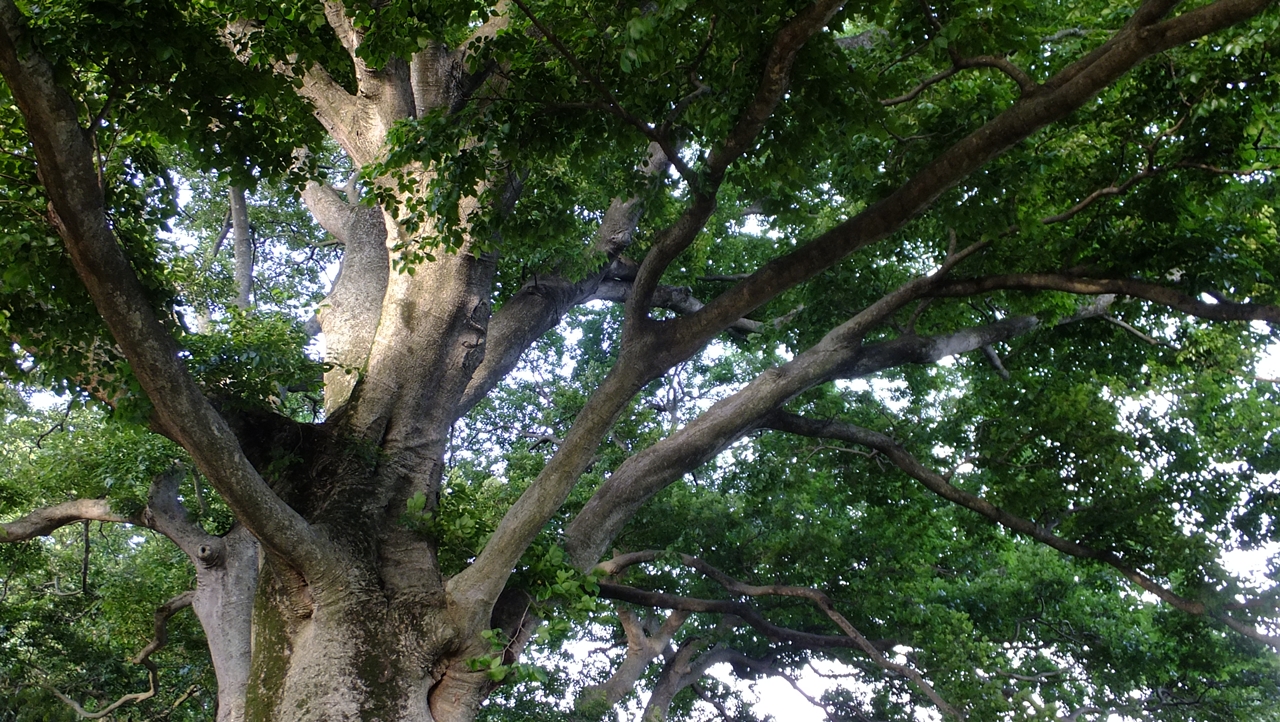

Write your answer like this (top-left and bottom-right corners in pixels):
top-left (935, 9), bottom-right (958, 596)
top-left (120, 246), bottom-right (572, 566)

top-left (44, 591), bottom-right (193, 719)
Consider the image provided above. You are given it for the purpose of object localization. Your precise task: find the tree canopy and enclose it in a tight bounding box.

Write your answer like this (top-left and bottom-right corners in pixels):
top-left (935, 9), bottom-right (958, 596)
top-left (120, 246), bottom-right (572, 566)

top-left (2, 0), bottom-right (1280, 720)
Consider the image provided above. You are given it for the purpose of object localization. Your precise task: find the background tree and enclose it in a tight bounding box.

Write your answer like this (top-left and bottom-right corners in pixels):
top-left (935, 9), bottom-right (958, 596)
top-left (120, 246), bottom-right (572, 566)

top-left (2, 0), bottom-right (1280, 721)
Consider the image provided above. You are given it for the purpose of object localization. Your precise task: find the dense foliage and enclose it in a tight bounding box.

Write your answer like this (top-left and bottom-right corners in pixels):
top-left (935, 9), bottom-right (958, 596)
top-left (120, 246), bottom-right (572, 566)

top-left (2, 0), bottom-right (1280, 720)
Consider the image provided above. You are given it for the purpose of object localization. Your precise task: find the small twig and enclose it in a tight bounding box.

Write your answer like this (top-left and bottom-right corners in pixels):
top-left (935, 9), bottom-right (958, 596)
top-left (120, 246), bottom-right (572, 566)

top-left (881, 65), bottom-right (959, 106)
top-left (191, 472), bottom-right (209, 516)
top-left (995, 668), bottom-right (1064, 682)
top-left (160, 684), bottom-right (199, 719)
top-left (906, 298), bottom-right (933, 333)
top-left (690, 682), bottom-right (734, 720)
top-left (1103, 314), bottom-right (1162, 346)
top-left (34, 398), bottom-right (73, 449)
top-left (803, 444), bottom-right (878, 463)
top-left (1042, 28), bottom-right (1087, 43)
top-left (981, 344), bottom-right (1011, 380)
top-left (1040, 166), bottom-right (1159, 224)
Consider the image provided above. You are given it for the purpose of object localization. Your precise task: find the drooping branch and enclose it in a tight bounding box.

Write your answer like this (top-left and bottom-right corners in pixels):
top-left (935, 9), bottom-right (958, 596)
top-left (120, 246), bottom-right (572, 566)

top-left (45, 591), bottom-right (193, 719)
top-left (931, 274), bottom-right (1280, 324)
top-left (761, 411), bottom-right (1280, 650)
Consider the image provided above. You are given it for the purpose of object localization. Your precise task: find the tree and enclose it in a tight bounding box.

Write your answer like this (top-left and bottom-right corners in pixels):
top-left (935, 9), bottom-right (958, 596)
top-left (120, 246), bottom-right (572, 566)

top-left (2, 0), bottom-right (1280, 719)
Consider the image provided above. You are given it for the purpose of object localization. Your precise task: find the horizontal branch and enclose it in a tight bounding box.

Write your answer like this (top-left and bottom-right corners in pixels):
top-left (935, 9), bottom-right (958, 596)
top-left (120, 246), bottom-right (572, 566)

top-left (0, 499), bottom-right (135, 542)
top-left (590, 279), bottom-right (763, 334)
top-left (932, 274), bottom-right (1280, 325)
top-left (881, 54), bottom-right (1037, 107)
top-left (762, 411), bottom-right (1280, 650)
top-left (597, 582), bottom-right (878, 653)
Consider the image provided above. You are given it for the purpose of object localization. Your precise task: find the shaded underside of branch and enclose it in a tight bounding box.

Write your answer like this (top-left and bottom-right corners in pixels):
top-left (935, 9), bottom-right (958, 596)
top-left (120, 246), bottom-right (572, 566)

top-left (45, 591), bottom-right (193, 719)
top-left (761, 411), bottom-right (1280, 650)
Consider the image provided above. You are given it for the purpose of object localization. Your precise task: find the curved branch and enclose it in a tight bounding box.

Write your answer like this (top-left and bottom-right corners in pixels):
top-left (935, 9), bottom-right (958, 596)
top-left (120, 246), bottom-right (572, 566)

top-left (0, 499), bottom-right (135, 542)
top-left (762, 411), bottom-right (1280, 650)
top-left (880, 65), bottom-right (961, 106)
top-left (45, 591), bottom-right (193, 719)
top-left (931, 274), bottom-right (1280, 324)
top-left (0, 1), bottom-right (326, 576)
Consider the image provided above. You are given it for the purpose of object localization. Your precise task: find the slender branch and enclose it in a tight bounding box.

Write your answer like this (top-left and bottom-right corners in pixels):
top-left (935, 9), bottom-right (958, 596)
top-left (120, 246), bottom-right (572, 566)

top-left (1040, 166), bottom-right (1158, 224)
top-left (1103, 314), bottom-right (1164, 345)
top-left (931, 273), bottom-right (1280, 324)
top-left (44, 591), bottom-right (193, 719)
top-left (881, 65), bottom-right (961, 106)
top-left (882, 54), bottom-right (1037, 107)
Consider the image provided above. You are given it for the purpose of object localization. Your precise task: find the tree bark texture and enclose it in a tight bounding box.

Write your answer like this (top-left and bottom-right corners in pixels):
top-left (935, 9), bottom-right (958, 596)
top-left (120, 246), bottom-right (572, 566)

top-left (3, 0), bottom-right (1279, 720)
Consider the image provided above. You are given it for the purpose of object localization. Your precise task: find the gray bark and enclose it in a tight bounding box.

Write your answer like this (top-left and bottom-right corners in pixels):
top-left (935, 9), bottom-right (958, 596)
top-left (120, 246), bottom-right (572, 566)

top-left (301, 181), bottom-right (389, 414)
top-left (145, 470), bottom-right (259, 722)
top-left (3, 0), bottom-right (1278, 720)
top-left (230, 186), bottom-right (253, 309)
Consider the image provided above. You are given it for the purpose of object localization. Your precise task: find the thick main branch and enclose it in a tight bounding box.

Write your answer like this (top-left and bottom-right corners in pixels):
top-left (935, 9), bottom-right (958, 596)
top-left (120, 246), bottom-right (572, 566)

top-left (0, 1), bottom-right (325, 575)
